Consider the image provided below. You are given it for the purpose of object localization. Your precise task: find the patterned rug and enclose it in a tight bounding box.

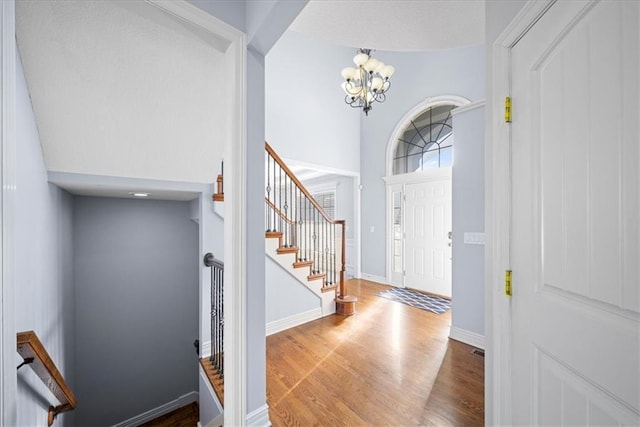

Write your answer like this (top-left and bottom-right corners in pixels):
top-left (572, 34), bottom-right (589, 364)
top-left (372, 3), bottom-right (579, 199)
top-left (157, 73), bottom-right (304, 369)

top-left (377, 287), bottom-right (451, 314)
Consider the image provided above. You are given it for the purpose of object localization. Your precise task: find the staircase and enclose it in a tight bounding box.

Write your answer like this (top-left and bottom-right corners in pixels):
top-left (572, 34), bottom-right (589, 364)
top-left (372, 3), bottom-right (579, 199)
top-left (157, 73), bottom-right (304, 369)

top-left (212, 143), bottom-right (357, 316)
top-left (264, 142), bottom-right (356, 316)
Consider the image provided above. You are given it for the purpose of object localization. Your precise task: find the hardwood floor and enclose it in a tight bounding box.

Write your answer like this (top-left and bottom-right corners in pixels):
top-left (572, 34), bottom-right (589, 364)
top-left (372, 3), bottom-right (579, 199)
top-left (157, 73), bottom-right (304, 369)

top-left (139, 401), bottom-right (198, 427)
top-left (266, 279), bottom-right (484, 426)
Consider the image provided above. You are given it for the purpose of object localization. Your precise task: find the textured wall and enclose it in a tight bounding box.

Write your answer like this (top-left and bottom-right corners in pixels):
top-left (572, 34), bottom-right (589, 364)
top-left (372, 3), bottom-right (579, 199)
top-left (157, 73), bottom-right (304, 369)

top-left (15, 51), bottom-right (76, 427)
top-left (73, 197), bottom-right (198, 426)
top-left (16, 0), bottom-right (225, 183)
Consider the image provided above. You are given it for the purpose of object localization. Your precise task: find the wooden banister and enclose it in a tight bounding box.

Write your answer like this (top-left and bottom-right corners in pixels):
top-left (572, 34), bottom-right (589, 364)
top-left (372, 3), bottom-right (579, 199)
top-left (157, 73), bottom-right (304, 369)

top-left (16, 331), bottom-right (77, 426)
top-left (265, 142), bottom-right (340, 225)
top-left (265, 141), bottom-right (357, 315)
top-left (265, 197), bottom-right (296, 226)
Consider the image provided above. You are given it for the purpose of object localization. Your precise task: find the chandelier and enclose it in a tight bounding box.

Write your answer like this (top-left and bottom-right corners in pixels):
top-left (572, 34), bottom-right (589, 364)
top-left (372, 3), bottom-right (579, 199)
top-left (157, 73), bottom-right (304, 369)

top-left (341, 48), bottom-right (395, 115)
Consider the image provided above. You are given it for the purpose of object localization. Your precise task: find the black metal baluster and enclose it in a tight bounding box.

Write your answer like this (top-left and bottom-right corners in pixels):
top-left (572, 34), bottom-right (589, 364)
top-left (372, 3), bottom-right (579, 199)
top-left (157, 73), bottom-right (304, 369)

top-left (214, 265), bottom-right (217, 369)
top-left (290, 176), bottom-right (294, 247)
top-left (266, 151), bottom-right (271, 232)
top-left (279, 165), bottom-right (283, 238)
top-left (312, 205), bottom-right (317, 274)
top-left (273, 157), bottom-right (277, 231)
top-left (323, 218), bottom-right (327, 287)
top-left (219, 263), bottom-right (223, 378)
top-left (333, 223), bottom-right (337, 284)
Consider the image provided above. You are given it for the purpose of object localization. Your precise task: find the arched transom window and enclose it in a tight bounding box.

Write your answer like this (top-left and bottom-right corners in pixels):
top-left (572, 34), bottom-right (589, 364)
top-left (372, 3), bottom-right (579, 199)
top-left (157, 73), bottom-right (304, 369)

top-left (392, 104), bottom-right (455, 174)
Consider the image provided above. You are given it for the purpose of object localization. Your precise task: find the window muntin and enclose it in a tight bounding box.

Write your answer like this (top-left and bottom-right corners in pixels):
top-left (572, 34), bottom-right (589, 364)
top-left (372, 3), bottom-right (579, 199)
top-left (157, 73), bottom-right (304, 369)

top-left (393, 104), bottom-right (455, 174)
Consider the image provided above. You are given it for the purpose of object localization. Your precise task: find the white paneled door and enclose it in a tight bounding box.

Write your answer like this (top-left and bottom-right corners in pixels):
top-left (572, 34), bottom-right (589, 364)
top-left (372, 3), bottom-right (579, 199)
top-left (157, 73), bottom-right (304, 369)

top-left (510, 1), bottom-right (639, 425)
top-left (404, 176), bottom-right (452, 297)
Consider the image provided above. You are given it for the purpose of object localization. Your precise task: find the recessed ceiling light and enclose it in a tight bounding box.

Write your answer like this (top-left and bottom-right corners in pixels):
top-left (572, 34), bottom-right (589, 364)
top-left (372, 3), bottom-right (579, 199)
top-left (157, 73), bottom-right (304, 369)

top-left (129, 192), bottom-right (150, 197)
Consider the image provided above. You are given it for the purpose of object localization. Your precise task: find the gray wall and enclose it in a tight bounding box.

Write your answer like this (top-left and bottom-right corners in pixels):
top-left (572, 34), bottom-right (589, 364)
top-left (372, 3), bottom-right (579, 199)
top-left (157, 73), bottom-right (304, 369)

top-left (266, 257), bottom-right (319, 323)
top-left (360, 45), bottom-right (486, 278)
top-left (484, 1), bottom-right (527, 424)
top-left (452, 105), bottom-right (486, 336)
top-left (73, 197), bottom-right (198, 426)
top-left (266, 31), bottom-right (361, 173)
top-left (15, 51), bottom-right (76, 427)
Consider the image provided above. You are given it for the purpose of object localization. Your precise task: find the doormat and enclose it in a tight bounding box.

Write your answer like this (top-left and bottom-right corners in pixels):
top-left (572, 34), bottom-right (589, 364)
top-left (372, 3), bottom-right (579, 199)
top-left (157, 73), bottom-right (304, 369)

top-left (377, 287), bottom-right (451, 314)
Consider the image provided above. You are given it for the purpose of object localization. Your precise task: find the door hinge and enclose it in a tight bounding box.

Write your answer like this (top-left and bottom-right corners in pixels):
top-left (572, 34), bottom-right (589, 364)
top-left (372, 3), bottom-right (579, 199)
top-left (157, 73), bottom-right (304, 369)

top-left (505, 270), bottom-right (512, 296)
top-left (403, 270), bottom-right (406, 276)
top-left (505, 96), bottom-right (512, 123)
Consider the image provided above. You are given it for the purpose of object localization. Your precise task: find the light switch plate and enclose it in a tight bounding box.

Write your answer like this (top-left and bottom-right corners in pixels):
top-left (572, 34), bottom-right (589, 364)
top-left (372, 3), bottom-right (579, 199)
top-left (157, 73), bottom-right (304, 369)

top-left (464, 232), bottom-right (485, 245)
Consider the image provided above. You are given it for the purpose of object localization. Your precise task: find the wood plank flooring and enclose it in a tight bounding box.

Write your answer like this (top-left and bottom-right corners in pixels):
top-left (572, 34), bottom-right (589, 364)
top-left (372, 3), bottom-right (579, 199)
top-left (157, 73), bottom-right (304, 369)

top-left (266, 279), bottom-right (484, 426)
top-left (139, 401), bottom-right (198, 427)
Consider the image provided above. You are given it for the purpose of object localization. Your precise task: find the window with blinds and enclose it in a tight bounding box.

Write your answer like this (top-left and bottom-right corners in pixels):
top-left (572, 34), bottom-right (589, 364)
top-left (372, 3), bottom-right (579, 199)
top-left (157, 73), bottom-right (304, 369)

top-left (312, 191), bottom-right (335, 218)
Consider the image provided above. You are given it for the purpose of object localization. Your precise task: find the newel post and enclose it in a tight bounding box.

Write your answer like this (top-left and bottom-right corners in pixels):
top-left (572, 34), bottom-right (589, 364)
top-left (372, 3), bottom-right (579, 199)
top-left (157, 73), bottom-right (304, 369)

top-left (335, 220), bottom-right (357, 315)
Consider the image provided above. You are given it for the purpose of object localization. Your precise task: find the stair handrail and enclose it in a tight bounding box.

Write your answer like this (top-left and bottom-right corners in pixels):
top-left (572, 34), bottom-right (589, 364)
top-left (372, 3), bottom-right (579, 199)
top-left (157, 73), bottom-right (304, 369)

top-left (265, 142), bottom-right (351, 303)
top-left (265, 142), bottom-right (337, 224)
top-left (16, 330), bottom-right (77, 426)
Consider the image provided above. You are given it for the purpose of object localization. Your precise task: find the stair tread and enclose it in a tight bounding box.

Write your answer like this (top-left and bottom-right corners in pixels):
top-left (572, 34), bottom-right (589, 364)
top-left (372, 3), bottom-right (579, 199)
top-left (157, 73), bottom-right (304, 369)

top-left (277, 246), bottom-right (299, 254)
top-left (265, 231), bottom-right (283, 238)
top-left (308, 273), bottom-right (325, 281)
top-left (321, 284), bottom-right (338, 293)
top-left (293, 260), bottom-right (313, 268)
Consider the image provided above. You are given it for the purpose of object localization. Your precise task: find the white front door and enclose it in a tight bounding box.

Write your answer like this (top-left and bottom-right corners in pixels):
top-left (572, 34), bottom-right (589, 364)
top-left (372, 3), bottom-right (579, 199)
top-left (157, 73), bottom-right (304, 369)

top-left (404, 174), bottom-right (452, 297)
top-left (510, 1), bottom-right (639, 424)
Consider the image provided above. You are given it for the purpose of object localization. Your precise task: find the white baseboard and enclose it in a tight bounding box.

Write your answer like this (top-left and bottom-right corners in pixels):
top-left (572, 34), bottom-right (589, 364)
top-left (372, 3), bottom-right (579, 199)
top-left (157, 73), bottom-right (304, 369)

top-left (449, 326), bottom-right (485, 350)
top-left (360, 273), bottom-right (389, 285)
top-left (246, 404), bottom-right (270, 427)
top-left (112, 391), bottom-right (199, 427)
top-left (266, 307), bottom-right (322, 336)
top-left (206, 413), bottom-right (224, 427)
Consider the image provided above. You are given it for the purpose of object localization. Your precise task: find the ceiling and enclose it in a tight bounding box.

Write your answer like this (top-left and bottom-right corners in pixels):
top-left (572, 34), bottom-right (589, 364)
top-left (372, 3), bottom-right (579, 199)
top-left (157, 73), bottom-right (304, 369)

top-left (16, 0), bottom-right (226, 200)
top-left (289, 0), bottom-right (485, 52)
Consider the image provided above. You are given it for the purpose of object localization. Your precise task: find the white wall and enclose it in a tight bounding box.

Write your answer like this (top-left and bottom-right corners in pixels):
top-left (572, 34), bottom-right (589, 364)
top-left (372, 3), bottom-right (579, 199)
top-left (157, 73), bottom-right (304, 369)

top-left (73, 197), bottom-right (199, 426)
top-left (15, 51), bottom-right (76, 427)
top-left (452, 104), bottom-right (486, 337)
top-left (266, 31), bottom-right (361, 174)
top-left (16, 0), bottom-right (226, 184)
top-left (360, 45), bottom-right (486, 278)
top-left (266, 257), bottom-right (319, 323)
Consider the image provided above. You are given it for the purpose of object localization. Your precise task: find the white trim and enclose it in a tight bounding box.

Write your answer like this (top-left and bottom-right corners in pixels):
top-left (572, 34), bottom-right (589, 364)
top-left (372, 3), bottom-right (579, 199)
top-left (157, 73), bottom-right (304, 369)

top-left (360, 273), bottom-right (390, 285)
top-left (266, 308), bottom-right (322, 336)
top-left (112, 391), bottom-right (199, 427)
top-left (383, 168), bottom-right (453, 286)
top-left (224, 34), bottom-right (247, 427)
top-left (245, 404), bottom-right (270, 427)
top-left (144, 2), bottom-right (246, 425)
top-left (200, 364), bottom-right (223, 415)
top-left (449, 326), bottom-right (485, 350)
top-left (451, 99), bottom-right (486, 116)
top-left (280, 157), bottom-right (359, 178)
top-left (385, 94), bottom-right (471, 178)
top-left (382, 167), bottom-right (453, 186)
top-left (488, 2), bottom-right (555, 426)
top-left (384, 95), bottom-right (470, 294)
top-left (145, 0), bottom-right (240, 53)
top-left (201, 340), bottom-right (211, 358)
top-left (206, 414), bottom-right (224, 427)
top-left (0, 1), bottom-right (16, 424)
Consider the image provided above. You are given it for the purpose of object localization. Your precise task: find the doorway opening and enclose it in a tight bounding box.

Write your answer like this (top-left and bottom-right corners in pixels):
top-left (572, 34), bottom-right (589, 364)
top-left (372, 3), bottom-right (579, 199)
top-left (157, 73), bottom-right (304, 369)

top-left (384, 96), bottom-right (470, 297)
